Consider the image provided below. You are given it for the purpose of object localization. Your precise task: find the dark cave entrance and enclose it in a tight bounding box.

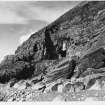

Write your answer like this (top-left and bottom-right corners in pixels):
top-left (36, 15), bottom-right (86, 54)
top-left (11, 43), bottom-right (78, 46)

top-left (57, 40), bottom-right (67, 58)
top-left (43, 28), bottom-right (69, 60)
top-left (59, 47), bottom-right (66, 57)
top-left (44, 28), bottom-right (58, 60)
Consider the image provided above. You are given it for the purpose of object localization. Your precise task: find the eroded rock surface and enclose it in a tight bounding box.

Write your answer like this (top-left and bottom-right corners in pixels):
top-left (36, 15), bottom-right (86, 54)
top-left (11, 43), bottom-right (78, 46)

top-left (1, 1), bottom-right (105, 101)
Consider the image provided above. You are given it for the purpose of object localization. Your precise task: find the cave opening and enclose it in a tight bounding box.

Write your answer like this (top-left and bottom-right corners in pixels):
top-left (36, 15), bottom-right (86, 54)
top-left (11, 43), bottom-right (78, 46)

top-left (44, 28), bottom-right (58, 60)
top-left (57, 40), bottom-right (67, 58)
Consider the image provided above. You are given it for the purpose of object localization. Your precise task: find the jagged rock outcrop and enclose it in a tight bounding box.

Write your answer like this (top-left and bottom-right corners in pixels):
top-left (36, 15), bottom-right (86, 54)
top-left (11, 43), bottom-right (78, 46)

top-left (74, 48), bottom-right (105, 78)
top-left (43, 57), bottom-right (77, 84)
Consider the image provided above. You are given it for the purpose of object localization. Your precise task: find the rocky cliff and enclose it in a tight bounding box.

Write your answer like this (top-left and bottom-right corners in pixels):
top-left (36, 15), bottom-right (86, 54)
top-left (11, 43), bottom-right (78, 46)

top-left (1, 1), bottom-right (105, 101)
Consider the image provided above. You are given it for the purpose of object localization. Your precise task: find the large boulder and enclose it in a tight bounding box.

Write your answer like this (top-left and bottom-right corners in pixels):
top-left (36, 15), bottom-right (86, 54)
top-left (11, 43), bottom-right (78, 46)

top-left (75, 48), bottom-right (105, 77)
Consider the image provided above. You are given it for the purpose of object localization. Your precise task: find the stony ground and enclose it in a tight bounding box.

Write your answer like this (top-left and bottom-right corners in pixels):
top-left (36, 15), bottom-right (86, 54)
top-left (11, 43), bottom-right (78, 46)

top-left (0, 78), bottom-right (105, 102)
top-left (1, 88), bottom-right (105, 101)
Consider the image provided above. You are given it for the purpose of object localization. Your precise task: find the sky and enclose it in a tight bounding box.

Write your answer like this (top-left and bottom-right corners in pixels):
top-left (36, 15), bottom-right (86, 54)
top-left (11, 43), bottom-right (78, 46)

top-left (0, 1), bottom-right (80, 62)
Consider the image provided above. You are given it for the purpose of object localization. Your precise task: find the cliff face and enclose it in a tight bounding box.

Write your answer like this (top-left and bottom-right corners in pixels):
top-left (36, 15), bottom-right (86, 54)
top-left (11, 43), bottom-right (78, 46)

top-left (1, 1), bottom-right (105, 84)
top-left (15, 1), bottom-right (105, 59)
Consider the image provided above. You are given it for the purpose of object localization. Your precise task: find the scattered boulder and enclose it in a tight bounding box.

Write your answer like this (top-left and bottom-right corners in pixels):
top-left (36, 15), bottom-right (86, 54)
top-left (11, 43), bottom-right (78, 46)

top-left (31, 75), bottom-right (44, 84)
top-left (74, 82), bottom-right (85, 92)
top-left (13, 80), bottom-right (26, 90)
top-left (57, 84), bottom-right (64, 93)
top-left (31, 82), bottom-right (45, 91)
top-left (62, 82), bottom-right (79, 93)
top-left (44, 79), bottom-right (63, 93)
top-left (9, 78), bottom-right (18, 88)
top-left (51, 84), bottom-right (59, 92)
top-left (63, 83), bottom-right (73, 93)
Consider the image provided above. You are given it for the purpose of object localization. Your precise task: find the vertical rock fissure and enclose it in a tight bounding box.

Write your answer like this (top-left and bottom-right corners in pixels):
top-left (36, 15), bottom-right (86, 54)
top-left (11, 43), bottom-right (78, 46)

top-left (44, 28), bottom-right (58, 60)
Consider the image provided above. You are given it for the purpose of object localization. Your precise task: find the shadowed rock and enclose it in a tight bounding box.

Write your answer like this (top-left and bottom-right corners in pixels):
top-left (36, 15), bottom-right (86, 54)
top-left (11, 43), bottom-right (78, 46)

top-left (75, 48), bottom-right (105, 78)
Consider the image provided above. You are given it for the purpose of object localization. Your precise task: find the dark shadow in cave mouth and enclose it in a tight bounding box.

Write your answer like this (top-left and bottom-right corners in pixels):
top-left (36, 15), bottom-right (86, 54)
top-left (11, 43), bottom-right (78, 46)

top-left (57, 39), bottom-right (68, 58)
top-left (44, 28), bottom-right (58, 60)
top-left (58, 47), bottom-right (67, 57)
top-left (67, 58), bottom-right (77, 79)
